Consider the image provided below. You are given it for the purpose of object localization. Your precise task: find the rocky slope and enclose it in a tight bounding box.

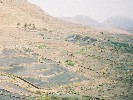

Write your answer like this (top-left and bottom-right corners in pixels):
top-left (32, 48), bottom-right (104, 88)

top-left (0, 0), bottom-right (133, 100)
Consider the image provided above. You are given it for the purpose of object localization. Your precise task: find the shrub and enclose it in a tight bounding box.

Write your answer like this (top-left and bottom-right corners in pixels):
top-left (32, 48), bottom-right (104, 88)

top-left (62, 97), bottom-right (70, 100)
top-left (100, 32), bottom-right (104, 34)
top-left (37, 94), bottom-right (50, 100)
top-left (17, 22), bottom-right (20, 26)
top-left (38, 45), bottom-right (47, 49)
top-left (24, 23), bottom-right (28, 28)
top-left (50, 95), bottom-right (60, 100)
top-left (65, 60), bottom-right (75, 66)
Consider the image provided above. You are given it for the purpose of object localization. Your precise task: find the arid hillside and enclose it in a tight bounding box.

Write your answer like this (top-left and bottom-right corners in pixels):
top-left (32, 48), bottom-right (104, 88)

top-left (0, 0), bottom-right (98, 35)
top-left (0, 0), bottom-right (133, 100)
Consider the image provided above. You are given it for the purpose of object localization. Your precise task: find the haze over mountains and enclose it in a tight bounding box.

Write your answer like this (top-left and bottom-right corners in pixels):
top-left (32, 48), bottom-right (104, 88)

top-left (60, 15), bottom-right (133, 33)
top-left (60, 15), bottom-right (101, 27)
top-left (0, 0), bottom-right (133, 100)
top-left (103, 16), bottom-right (133, 33)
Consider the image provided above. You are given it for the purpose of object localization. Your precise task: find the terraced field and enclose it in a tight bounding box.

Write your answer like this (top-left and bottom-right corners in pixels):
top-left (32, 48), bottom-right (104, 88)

top-left (0, 27), bottom-right (133, 100)
top-left (0, 0), bottom-right (133, 99)
top-left (0, 47), bottom-right (88, 99)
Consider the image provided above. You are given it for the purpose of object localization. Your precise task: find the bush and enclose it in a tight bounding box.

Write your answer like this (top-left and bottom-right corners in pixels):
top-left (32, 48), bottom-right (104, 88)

top-left (65, 60), bottom-right (75, 66)
top-left (37, 95), bottom-right (50, 100)
top-left (24, 23), bottom-right (28, 28)
top-left (17, 22), bottom-right (20, 26)
top-left (62, 97), bottom-right (70, 100)
top-left (50, 95), bottom-right (60, 100)
top-left (38, 45), bottom-right (47, 49)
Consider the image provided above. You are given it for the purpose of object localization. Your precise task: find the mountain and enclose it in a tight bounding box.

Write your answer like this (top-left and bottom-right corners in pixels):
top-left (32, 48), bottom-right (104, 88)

top-left (60, 15), bottom-right (133, 34)
top-left (0, 0), bottom-right (54, 28)
top-left (103, 16), bottom-right (133, 33)
top-left (0, 0), bottom-right (97, 34)
top-left (0, 0), bottom-right (133, 100)
top-left (59, 15), bottom-right (101, 27)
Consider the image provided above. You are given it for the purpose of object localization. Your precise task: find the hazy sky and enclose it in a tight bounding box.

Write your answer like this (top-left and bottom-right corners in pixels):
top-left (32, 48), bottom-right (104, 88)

top-left (28, 0), bottom-right (133, 22)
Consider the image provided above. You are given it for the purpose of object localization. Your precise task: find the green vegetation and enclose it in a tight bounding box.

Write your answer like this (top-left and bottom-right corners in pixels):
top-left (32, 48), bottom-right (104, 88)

top-left (79, 46), bottom-right (93, 54)
top-left (16, 23), bottom-right (36, 30)
top-left (38, 45), bottom-right (47, 49)
top-left (65, 34), bottom-right (97, 45)
top-left (25, 97), bottom-right (31, 100)
top-left (35, 94), bottom-right (97, 100)
top-left (65, 60), bottom-right (75, 66)
top-left (37, 95), bottom-right (50, 100)
top-left (110, 41), bottom-right (133, 54)
top-left (101, 41), bottom-right (133, 54)
top-left (79, 47), bottom-right (89, 54)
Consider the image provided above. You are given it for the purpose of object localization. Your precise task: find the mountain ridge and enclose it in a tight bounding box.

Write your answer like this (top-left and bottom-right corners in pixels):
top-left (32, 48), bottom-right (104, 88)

top-left (59, 15), bottom-right (133, 34)
top-left (0, 0), bottom-right (133, 100)
top-left (103, 16), bottom-right (133, 33)
top-left (59, 15), bottom-right (101, 27)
